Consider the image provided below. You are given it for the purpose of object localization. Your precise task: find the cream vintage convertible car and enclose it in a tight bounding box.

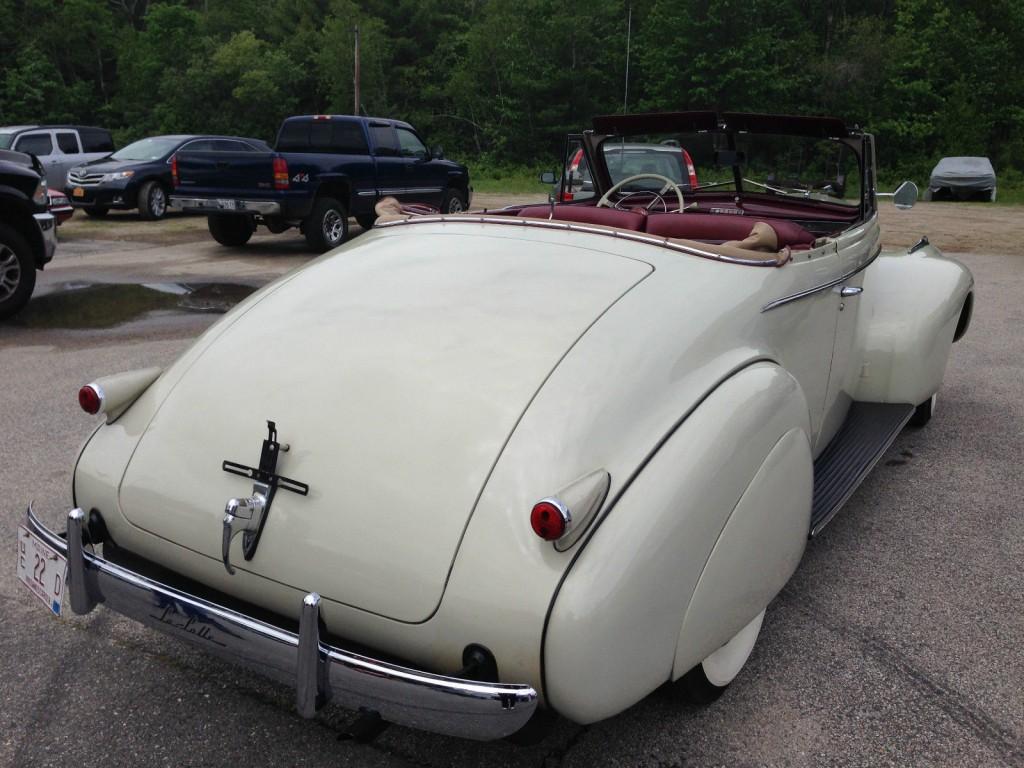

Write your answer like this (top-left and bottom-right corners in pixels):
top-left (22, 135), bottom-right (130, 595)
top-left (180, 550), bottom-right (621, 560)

top-left (20, 112), bottom-right (973, 741)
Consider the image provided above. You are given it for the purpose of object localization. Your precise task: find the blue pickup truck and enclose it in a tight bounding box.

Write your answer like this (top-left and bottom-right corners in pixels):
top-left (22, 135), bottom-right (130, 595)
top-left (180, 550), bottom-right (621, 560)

top-left (170, 115), bottom-right (471, 252)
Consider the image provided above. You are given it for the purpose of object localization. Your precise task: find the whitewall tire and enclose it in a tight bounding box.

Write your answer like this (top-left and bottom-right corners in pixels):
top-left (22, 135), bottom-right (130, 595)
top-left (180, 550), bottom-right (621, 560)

top-left (676, 609), bottom-right (765, 704)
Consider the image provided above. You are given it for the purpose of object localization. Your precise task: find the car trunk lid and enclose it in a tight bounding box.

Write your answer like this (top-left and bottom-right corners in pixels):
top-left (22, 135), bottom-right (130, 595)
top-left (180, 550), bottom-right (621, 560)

top-left (118, 229), bottom-right (652, 622)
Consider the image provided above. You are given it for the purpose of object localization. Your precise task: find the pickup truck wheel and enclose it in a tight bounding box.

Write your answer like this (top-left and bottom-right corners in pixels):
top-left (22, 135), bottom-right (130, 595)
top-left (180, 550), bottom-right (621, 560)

top-left (84, 207), bottom-right (109, 218)
top-left (355, 213), bottom-right (376, 231)
top-left (138, 181), bottom-right (168, 220)
top-left (0, 223), bottom-right (36, 320)
top-left (208, 214), bottom-right (254, 247)
top-left (441, 188), bottom-right (467, 214)
top-left (305, 197), bottom-right (348, 252)
top-left (674, 610), bottom-right (764, 705)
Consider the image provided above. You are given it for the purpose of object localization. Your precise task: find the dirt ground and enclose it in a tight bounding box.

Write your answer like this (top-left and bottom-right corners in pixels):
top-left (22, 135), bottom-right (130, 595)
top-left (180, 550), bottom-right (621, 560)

top-left (56, 195), bottom-right (1023, 256)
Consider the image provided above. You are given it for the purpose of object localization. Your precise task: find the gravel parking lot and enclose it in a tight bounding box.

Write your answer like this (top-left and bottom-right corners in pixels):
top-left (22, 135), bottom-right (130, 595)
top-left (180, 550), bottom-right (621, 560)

top-left (1, 201), bottom-right (1021, 767)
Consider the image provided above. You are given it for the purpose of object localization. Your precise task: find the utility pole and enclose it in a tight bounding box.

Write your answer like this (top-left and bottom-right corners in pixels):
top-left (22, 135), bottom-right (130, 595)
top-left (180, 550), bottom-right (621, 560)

top-left (353, 25), bottom-right (361, 116)
top-left (623, 5), bottom-right (632, 113)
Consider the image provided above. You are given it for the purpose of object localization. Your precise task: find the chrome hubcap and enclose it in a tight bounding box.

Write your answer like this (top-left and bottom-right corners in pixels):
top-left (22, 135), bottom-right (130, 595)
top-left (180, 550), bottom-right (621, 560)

top-left (0, 244), bottom-right (21, 302)
top-left (447, 196), bottom-right (464, 213)
top-left (323, 209), bottom-right (345, 244)
top-left (151, 187), bottom-right (166, 217)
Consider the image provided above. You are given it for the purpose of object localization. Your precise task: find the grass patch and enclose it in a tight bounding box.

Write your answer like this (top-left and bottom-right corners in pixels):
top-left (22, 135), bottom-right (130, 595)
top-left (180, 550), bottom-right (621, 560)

top-left (468, 164), bottom-right (552, 194)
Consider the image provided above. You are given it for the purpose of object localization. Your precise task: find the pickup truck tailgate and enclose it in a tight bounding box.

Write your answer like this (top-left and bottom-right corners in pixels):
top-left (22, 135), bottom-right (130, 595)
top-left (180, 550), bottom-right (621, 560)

top-left (175, 150), bottom-right (276, 194)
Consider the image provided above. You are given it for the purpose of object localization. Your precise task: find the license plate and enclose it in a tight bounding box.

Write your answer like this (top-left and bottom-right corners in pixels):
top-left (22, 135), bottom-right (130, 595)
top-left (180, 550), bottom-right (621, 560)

top-left (217, 199), bottom-right (237, 210)
top-left (16, 525), bottom-right (67, 617)
top-left (72, 187), bottom-right (84, 198)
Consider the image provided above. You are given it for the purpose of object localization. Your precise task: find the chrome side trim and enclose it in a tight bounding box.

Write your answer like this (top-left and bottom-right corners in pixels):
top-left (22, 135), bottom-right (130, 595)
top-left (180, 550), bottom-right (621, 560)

top-left (761, 244), bottom-right (881, 312)
top-left (378, 187), bottom-right (444, 195)
top-left (374, 215), bottom-right (778, 267)
top-left (170, 197), bottom-right (281, 215)
top-left (30, 506), bottom-right (536, 740)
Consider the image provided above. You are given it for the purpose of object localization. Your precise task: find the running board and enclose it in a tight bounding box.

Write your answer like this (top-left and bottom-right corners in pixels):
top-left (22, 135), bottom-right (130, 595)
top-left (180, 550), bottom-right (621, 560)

top-left (810, 402), bottom-right (915, 537)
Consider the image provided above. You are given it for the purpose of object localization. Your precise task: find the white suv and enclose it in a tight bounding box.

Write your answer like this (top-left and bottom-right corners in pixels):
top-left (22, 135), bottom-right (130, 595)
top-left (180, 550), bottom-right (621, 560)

top-left (0, 125), bottom-right (114, 188)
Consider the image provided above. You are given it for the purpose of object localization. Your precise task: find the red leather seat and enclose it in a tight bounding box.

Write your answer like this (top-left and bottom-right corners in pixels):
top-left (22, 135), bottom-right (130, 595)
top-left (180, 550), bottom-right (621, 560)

top-left (645, 213), bottom-right (815, 248)
top-left (516, 205), bottom-right (646, 231)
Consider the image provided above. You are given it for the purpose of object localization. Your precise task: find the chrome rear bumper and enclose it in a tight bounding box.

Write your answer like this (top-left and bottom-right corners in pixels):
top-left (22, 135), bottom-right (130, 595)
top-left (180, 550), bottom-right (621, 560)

top-left (170, 196), bottom-right (281, 215)
top-left (26, 506), bottom-right (537, 740)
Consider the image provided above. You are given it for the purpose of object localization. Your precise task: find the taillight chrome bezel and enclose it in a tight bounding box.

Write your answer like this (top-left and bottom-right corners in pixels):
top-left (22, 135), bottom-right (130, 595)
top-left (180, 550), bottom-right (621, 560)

top-left (530, 469), bottom-right (612, 549)
top-left (530, 498), bottom-right (571, 541)
top-left (78, 383), bottom-right (104, 415)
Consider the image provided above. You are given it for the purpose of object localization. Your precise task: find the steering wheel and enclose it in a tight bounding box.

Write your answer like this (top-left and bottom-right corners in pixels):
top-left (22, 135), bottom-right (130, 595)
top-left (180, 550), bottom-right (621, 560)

top-left (596, 173), bottom-right (685, 211)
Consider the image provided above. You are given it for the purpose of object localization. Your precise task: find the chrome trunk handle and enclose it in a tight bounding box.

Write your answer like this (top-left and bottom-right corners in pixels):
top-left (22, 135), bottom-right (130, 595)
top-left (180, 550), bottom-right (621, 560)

top-left (222, 482), bottom-right (269, 574)
top-left (834, 285), bottom-right (864, 297)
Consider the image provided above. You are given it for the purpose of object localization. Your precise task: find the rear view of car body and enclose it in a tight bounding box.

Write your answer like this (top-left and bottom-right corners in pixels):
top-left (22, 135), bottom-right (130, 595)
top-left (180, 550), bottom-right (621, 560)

top-left (61, 223), bottom-right (836, 732)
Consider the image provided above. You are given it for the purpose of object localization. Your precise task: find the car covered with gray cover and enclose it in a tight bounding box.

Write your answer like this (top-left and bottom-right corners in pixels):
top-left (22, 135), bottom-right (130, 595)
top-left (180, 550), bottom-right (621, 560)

top-left (925, 156), bottom-right (997, 201)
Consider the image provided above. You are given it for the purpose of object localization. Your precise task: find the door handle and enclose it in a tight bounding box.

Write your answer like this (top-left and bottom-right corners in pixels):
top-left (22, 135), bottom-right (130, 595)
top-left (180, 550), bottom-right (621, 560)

top-left (834, 285), bottom-right (863, 297)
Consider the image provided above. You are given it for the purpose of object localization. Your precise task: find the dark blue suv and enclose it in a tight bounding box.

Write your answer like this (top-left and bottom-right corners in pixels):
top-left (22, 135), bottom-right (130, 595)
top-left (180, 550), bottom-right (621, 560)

top-left (66, 134), bottom-right (269, 220)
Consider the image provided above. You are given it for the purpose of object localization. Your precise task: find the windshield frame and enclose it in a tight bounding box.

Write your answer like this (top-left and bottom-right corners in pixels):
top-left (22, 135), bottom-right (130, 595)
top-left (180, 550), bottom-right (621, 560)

top-left (577, 113), bottom-right (869, 220)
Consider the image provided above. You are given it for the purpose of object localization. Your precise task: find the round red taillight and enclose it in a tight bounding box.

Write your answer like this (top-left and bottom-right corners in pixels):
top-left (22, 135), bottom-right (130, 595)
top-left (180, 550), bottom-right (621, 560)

top-left (78, 384), bottom-right (102, 414)
top-left (530, 499), bottom-right (570, 541)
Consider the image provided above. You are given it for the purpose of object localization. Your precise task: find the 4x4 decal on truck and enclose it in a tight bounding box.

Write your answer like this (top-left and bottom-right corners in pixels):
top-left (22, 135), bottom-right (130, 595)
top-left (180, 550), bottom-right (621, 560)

top-left (292, 172), bottom-right (310, 183)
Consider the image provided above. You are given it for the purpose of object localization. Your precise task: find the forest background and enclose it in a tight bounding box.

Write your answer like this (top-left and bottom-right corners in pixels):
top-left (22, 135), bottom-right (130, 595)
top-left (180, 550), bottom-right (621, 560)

top-left (2, 0), bottom-right (1022, 193)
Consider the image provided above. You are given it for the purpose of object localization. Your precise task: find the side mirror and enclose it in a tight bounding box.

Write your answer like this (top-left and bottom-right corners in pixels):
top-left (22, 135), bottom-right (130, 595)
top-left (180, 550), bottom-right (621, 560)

top-left (893, 180), bottom-right (918, 209)
top-left (540, 170), bottom-right (556, 184)
top-left (878, 180), bottom-right (919, 209)
top-left (431, 146), bottom-right (444, 160)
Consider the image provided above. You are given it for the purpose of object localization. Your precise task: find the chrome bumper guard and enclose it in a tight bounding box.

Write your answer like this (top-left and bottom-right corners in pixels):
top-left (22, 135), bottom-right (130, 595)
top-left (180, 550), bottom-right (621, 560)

top-left (26, 506), bottom-right (537, 740)
top-left (170, 196), bottom-right (281, 215)
top-left (33, 212), bottom-right (57, 262)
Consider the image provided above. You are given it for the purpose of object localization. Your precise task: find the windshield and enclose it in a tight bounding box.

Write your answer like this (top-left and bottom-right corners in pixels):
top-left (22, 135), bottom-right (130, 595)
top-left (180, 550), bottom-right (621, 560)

top-left (0, 132), bottom-right (14, 149)
top-left (111, 137), bottom-right (180, 161)
top-left (599, 132), bottom-right (862, 206)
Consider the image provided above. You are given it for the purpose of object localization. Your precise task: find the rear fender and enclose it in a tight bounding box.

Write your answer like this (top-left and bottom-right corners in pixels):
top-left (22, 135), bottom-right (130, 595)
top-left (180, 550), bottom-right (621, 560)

top-left (543, 362), bottom-right (811, 724)
top-left (850, 246), bottom-right (973, 404)
top-left (314, 176), bottom-right (351, 209)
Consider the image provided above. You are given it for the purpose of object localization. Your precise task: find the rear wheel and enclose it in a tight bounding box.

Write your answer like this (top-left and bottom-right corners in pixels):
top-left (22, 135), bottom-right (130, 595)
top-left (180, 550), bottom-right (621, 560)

top-left (84, 206), bottom-right (109, 218)
top-left (440, 188), bottom-right (467, 214)
top-left (674, 610), bottom-right (764, 705)
top-left (138, 180), bottom-right (168, 220)
top-left (304, 196), bottom-right (348, 252)
top-left (208, 214), bottom-right (254, 247)
top-left (0, 222), bottom-right (36, 320)
top-left (908, 394), bottom-right (936, 427)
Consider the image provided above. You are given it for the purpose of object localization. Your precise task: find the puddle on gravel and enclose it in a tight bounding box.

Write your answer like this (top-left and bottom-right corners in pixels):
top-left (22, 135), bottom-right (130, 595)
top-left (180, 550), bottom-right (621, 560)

top-left (12, 282), bottom-right (258, 329)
